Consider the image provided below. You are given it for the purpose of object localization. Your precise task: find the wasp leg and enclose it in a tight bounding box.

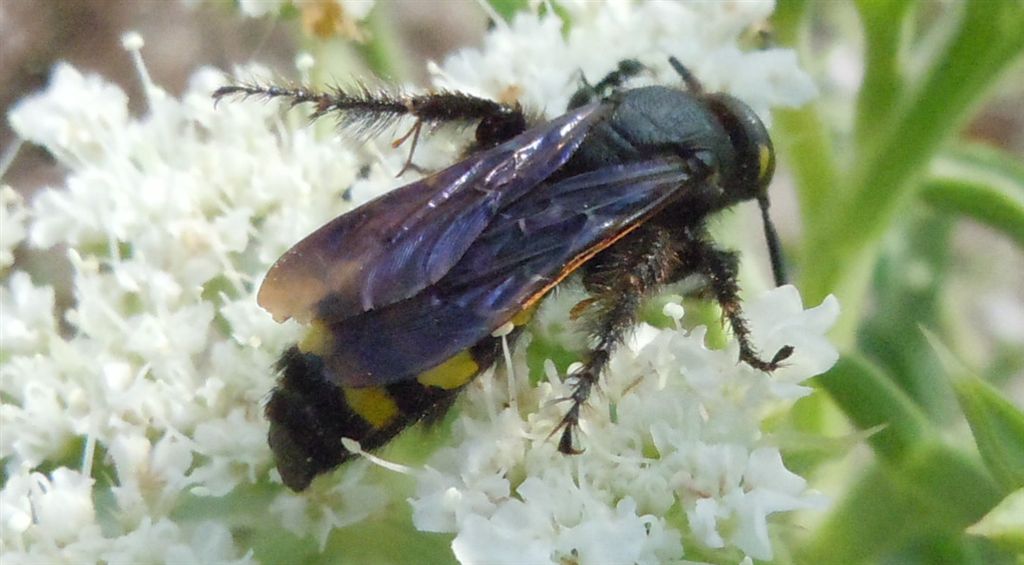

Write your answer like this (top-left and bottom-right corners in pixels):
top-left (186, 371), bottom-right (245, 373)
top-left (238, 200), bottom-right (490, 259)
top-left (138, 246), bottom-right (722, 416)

top-left (392, 119), bottom-right (424, 177)
top-left (556, 224), bottom-right (680, 453)
top-left (667, 56), bottom-right (704, 94)
top-left (678, 234), bottom-right (793, 371)
top-left (568, 59), bottom-right (648, 108)
top-left (213, 83), bottom-right (526, 161)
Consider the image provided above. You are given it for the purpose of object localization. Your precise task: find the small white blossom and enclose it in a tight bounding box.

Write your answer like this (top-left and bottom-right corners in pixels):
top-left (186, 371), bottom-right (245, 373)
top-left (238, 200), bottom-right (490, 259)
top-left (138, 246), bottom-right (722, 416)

top-left (0, 186), bottom-right (27, 269)
top-left (0, 272), bottom-right (56, 356)
top-left (235, 0), bottom-right (289, 18)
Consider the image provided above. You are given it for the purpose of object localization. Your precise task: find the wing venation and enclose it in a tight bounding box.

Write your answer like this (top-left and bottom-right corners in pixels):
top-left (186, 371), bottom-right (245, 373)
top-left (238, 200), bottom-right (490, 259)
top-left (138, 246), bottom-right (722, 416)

top-left (258, 104), bottom-right (608, 323)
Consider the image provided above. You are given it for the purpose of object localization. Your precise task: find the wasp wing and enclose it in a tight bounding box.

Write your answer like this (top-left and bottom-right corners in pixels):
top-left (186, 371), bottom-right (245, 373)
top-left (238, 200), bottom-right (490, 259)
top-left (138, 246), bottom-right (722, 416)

top-left (317, 158), bottom-right (712, 387)
top-left (257, 104), bottom-right (608, 323)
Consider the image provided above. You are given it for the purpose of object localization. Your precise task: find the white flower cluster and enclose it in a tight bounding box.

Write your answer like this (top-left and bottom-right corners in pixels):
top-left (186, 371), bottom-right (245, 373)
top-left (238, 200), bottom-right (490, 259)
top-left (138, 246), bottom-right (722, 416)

top-left (2, 1), bottom-right (826, 562)
top-left (411, 286), bottom-right (837, 563)
top-left (1, 42), bottom-right (394, 562)
top-left (434, 0), bottom-right (816, 123)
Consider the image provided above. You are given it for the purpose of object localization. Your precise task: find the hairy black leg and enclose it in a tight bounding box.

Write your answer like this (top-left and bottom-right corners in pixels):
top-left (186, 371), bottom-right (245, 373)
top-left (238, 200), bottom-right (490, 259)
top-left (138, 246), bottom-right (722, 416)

top-left (556, 224), bottom-right (680, 454)
top-left (676, 230), bottom-right (793, 371)
top-left (567, 59), bottom-right (648, 109)
top-left (213, 82), bottom-right (526, 161)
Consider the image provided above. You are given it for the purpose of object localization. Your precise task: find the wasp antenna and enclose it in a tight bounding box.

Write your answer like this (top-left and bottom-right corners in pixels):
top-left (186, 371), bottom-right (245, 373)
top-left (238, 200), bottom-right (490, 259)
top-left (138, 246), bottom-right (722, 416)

top-left (758, 195), bottom-right (787, 286)
top-left (668, 56), bottom-right (703, 94)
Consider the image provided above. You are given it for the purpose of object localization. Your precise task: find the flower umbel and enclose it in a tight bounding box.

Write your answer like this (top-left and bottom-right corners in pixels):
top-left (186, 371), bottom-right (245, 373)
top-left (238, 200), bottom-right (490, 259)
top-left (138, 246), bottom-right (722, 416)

top-left (1, 1), bottom-right (828, 563)
top-left (412, 287), bottom-right (837, 563)
top-left (2, 48), bottom-right (381, 564)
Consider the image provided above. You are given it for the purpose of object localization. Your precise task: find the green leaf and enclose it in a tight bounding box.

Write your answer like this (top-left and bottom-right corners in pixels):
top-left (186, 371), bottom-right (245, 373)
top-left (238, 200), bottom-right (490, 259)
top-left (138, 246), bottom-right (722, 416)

top-left (967, 488), bottom-right (1024, 554)
top-left (858, 210), bottom-right (957, 419)
top-left (847, 0), bottom-right (1024, 231)
top-left (805, 444), bottom-right (1003, 563)
top-left (485, 0), bottom-right (530, 22)
top-left (955, 377), bottom-right (1024, 491)
top-left (852, 0), bottom-right (914, 150)
top-left (322, 511), bottom-right (455, 565)
top-left (895, 444), bottom-right (1004, 529)
top-left (815, 354), bottom-right (933, 461)
top-left (771, 0), bottom-right (812, 45)
top-left (278, 1), bottom-right (300, 19)
top-left (356, 7), bottom-right (412, 81)
top-left (926, 330), bottom-right (1024, 491)
top-left (773, 105), bottom-right (840, 245)
top-left (921, 144), bottom-right (1024, 249)
top-left (799, 1), bottom-right (1024, 307)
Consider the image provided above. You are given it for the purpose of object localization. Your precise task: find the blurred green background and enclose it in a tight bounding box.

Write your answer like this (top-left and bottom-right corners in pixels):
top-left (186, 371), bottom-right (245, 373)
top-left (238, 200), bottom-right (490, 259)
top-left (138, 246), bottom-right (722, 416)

top-left (772, 2), bottom-right (1024, 563)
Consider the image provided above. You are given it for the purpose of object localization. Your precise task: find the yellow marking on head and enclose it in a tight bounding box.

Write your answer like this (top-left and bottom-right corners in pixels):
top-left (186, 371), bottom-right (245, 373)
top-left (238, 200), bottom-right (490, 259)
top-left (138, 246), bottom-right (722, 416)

top-left (343, 386), bottom-right (399, 428)
top-left (758, 144), bottom-right (773, 182)
top-left (416, 350), bottom-right (479, 390)
top-left (297, 321), bottom-right (330, 355)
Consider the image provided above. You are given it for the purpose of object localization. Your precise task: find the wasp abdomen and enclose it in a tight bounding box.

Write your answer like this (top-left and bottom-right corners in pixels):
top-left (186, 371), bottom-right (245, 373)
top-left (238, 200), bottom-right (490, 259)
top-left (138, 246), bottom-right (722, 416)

top-left (267, 333), bottom-right (508, 490)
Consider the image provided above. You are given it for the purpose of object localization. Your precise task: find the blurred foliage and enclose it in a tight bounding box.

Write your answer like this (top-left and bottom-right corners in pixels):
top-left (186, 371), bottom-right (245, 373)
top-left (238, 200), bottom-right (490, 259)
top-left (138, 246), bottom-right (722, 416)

top-left (772, 0), bottom-right (1024, 563)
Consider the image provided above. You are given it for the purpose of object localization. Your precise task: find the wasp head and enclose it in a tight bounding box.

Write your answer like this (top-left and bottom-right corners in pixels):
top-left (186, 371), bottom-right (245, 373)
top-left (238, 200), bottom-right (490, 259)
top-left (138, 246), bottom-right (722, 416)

top-left (707, 93), bottom-right (786, 286)
top-left (705, 93), bottom-right (776, 205)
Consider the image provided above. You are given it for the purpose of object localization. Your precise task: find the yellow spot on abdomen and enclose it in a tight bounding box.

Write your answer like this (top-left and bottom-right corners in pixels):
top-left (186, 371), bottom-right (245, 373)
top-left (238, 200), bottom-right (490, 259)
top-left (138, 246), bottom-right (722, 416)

top-left (511, 303), bottom-right (539, 327)
top-left (416, 351), bottom-right (479, 390)
top-left (298, 321), bottom-right (330, 356)
top-left (343, 386), bottom-right (399, 428)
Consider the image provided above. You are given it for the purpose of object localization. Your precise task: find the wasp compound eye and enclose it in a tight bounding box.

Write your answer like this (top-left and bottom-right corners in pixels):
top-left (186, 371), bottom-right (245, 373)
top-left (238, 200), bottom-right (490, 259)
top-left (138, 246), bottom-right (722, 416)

top-left (706, 93), bottom-right (775, 201)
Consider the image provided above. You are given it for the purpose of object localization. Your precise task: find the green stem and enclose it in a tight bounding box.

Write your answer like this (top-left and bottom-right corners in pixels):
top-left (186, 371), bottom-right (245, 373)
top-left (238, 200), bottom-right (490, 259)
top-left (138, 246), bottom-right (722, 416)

top-left (852, 0), bottom-right (914, 151)
top-left (800, 1), bottom-right (1024, 316)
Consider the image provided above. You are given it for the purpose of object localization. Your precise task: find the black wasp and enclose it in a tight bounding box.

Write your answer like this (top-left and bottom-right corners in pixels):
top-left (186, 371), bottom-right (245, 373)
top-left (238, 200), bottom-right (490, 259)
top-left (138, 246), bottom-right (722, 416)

top-left (215, 57), bottom-right (794, 491)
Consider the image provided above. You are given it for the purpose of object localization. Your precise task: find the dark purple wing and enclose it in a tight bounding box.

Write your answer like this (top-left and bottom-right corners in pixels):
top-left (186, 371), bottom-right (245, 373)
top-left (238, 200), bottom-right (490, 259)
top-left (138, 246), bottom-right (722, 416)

top-left (316, 158), bottom-right (712, 387)
top-left (258, 104), bottom-right (609, 323)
